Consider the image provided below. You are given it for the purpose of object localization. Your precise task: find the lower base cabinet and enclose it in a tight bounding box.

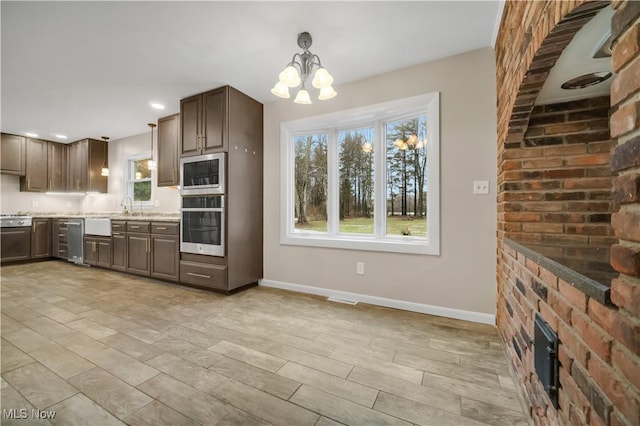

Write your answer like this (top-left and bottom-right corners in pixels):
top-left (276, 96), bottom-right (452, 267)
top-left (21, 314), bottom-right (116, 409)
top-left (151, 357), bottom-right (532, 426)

top-left (126, 233), bottom-right (151, 276)
top-left (151, 234), bottom-right (179, 281)
top-left (180, 261), bottom-right (228, 291)
top-left (84, 236), bottom-right (111, 268)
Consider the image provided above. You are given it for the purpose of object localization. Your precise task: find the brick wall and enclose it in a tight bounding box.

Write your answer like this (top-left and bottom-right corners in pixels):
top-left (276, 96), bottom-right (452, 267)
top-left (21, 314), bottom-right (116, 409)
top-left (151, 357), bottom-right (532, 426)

top-left (496, 1), bottom-right (640, 425)
top-left (502, 95), bottom-right (618, 283)
top-left (501, 242), bottom-right (639, 425)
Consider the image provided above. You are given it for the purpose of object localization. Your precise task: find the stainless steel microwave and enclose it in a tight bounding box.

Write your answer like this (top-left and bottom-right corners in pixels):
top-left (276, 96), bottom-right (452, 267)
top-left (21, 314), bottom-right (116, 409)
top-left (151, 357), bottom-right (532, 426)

top-left (180, 153), bottom-right (225, 195)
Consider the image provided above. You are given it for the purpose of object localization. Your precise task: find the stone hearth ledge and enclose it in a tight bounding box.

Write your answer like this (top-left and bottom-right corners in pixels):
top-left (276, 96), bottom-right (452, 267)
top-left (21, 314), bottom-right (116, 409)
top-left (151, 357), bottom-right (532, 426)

top-left (504, 238), bottom-right (611, 305)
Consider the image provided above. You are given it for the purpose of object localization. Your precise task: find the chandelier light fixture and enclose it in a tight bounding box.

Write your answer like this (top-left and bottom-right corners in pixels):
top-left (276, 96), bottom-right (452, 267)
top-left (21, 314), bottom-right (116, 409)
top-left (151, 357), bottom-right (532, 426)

top-left (147, 123), bottom-right (156, 170)
top-left (100, 136), bottom-right (110, 176)
top-left (271, 32), bottom-right (337, 104)
top-left (394, 134), bottom-right (425, 151)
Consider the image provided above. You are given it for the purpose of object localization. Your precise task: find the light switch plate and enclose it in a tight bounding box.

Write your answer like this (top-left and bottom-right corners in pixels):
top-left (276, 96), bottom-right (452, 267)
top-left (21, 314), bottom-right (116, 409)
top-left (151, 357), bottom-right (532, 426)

top-left (473, 180), bottom-right (490, 194)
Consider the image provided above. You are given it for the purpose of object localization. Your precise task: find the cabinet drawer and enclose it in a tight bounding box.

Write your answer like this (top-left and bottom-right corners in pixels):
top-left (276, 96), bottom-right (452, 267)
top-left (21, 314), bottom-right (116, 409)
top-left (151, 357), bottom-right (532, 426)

top-left (111, 221), bottom-right (126, 232)
top-left (151, 222), bottom-right (179, 235)
top-left (126, 222), bottom-right (150, 233)
top-left (180, 261), bottom-right (227, 291)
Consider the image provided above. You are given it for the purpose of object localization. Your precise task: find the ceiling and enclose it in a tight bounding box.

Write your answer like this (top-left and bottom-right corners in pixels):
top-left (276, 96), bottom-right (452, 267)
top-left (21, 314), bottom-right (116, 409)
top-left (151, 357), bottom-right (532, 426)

top-left (1, 1), bottom-right (503, 142)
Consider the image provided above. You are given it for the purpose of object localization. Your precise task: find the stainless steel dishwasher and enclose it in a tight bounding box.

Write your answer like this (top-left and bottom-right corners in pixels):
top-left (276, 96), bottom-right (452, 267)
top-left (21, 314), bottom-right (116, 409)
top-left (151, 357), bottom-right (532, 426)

top-left (66, 219), bottom-right (84, 265)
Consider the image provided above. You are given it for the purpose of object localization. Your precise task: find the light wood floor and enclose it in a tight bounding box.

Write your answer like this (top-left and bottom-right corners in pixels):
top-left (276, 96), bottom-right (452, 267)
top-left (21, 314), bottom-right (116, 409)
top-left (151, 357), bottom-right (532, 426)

top-left (1, 261), bottom-right (528, 426)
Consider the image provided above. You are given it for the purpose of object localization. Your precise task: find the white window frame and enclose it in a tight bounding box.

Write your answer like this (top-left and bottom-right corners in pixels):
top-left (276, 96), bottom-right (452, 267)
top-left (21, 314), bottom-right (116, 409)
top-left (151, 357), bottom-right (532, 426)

top-left (124, 152), bottom-right (154, 207)
top-left (280, 92), bottom-right (440, 255)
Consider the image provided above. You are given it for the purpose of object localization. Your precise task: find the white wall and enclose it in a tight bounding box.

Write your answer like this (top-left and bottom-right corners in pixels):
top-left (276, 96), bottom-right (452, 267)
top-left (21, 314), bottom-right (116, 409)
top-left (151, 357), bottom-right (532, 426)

top-left (0, 132), bottom-right (180, 214)
top-left (263, 47), bottom-right (497, 318)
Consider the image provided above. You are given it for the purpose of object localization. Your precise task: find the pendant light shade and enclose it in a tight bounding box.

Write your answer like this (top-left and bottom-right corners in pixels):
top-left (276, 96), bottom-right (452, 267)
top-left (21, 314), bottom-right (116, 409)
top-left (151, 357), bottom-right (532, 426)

top-left (100, 136), bottom-right (110, 176)
top-left (148, 123), bottom-right (156, 170)
top-left (272, 32), bottom-right (336, 104)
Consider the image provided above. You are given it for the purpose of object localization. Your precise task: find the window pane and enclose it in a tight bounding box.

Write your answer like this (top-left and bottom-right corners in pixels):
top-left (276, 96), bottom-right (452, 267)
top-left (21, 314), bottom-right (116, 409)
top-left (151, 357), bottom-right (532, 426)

top-left (133, 181), bottom-right (151, 201)
top-left (134, 159), bottom-right (152, 180)
top-left (338, 127), bottom-right (375, 234)
top-left (294, 134), bottom-right (328, 232)
top-left (386, 115), bottom-right (427, 237)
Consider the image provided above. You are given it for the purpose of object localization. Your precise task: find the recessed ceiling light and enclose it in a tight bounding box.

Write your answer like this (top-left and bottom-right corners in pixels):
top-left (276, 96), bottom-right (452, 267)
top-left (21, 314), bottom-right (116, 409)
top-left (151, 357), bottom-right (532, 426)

top-left (561, 72), bottom-right (612, 90)
top-left (150, 102), bottom-right (165, 110)
top-left (55, 134), bottom-right (68, 140)
top-left (25, 132), bottom-right (38, 137)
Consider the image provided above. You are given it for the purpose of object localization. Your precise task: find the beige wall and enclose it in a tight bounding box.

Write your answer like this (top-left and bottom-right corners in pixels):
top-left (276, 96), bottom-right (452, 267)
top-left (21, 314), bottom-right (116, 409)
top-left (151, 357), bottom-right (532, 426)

top-left (263, 47), bottom-right (497, 317)
top-left (0, 132), bottom-right (179, 214)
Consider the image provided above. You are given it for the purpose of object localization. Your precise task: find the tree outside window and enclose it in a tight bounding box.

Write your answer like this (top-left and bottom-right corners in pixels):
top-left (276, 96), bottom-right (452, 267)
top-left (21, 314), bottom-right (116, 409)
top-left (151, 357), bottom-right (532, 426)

top-left (126, 154), bottom-right (153, 204)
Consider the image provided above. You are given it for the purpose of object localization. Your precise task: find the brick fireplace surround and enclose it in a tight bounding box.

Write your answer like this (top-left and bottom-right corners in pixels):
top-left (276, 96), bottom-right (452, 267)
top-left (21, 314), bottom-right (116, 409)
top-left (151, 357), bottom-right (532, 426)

top-left (496, 1), bottom-right (640, 426)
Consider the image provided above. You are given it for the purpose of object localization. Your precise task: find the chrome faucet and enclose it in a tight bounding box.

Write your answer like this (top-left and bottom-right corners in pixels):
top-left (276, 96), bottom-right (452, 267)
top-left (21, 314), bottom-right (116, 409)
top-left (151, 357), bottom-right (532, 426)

top-left (120, 196), bottom-right (133, 216)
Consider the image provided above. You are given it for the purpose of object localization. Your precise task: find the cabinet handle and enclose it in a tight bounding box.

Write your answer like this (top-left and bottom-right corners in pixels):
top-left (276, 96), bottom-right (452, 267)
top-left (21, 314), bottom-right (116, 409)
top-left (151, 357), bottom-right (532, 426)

top-left (58, 233), bottom-right (65, 237)
top-left (173, 168), bottom-right (177, 182)
top-left (155, 227), bottom-right (166, 230)
top-left (27, 178), bottom-right (30, 189)
top-left (130, 226), bottom-right (139, 229)
top-left (187, 272), bottom-right (211, 279)
top-left (49, 180), bottom-right (52, 190)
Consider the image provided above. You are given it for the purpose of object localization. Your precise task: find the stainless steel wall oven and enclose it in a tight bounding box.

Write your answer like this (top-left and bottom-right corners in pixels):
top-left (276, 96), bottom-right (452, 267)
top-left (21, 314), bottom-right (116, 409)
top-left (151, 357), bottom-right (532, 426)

top-left (180, 153), bottom-right (225, 195)
top-left (180, 194), bottom-right (224, 256)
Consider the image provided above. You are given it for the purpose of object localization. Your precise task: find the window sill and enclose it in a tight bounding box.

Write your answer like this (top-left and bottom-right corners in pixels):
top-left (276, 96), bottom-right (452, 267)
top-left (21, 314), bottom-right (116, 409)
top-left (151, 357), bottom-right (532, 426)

top-left (281, 233), bottom-right (439, 255)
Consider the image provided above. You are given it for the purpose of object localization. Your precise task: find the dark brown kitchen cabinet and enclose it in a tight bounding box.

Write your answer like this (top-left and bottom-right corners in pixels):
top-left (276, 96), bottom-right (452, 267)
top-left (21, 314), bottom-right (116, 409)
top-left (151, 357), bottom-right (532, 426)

top-left (31, 218), bottom-right (51, 258)
top-left (1, 133), bottom-right (26, 176)
top-left (84, 236), bottom-right (111, 268)
top-left (126, 221), bottom-right (151, 276)
top-left (180, 86), bottom-right (227, 157)
top-left (111, 221), bottom-right (126, 271)
top-left (157, 114), bottom-right (180, 187)
top-left (52, 219), bottom-right (68, 259)
top-left (20, 138), bottom-right (48, 192)
top-left (47, 142), bottom-right (67, 191)
top-left (68, 139), bottom-right (108, 192)
top-left (151, 222), bottom-right (179, 282)
top-left (1, 227), bottom-right (31, 262)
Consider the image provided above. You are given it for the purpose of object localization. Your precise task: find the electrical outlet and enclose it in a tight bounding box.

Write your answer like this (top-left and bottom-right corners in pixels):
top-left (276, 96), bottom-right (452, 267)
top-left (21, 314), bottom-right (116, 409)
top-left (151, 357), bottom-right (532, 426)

top-left (155, 200), bottom-right (160, 207)
top-left (32, 200), bottom-right (38, 208)
top-left (356, 262), bottom-right (365, 275)
top-left (473, 180), bottom-right (490, 194)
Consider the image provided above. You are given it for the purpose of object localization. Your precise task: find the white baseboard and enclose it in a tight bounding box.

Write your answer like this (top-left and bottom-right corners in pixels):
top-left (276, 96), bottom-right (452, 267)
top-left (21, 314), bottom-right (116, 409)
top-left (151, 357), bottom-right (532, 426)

top-left (259, 279), bottom-right (496, 326)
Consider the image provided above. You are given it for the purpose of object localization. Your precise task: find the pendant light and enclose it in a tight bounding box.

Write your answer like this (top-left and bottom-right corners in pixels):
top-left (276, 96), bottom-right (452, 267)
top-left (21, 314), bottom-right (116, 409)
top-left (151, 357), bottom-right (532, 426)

top-left (100, 136), bottom-right (110, 176)
top-left (147, 123), bottom-right (156, 170)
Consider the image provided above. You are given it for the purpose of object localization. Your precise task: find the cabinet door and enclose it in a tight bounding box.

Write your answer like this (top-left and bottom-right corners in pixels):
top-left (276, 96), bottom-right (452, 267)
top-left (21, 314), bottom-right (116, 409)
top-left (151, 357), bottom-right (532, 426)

top-left (97, 239), bottom-right (111, 268)
top-left (151, 234), bottom-right (179, 281)
top-left (84, 237), bottom-right (97, 265)
top-left (48, 142), bottom-right (67, 191)
top-left (157, 114), bottom-right (180, 187)
top-left (21, 138), bottom-right (48, 192)
top-left (31, 218), bottom-right (51, 258)
top-left (202, 88), bottom-right (227, 153)
top-left (180, 95), bottom-right (201, 157)
top-left (111, 232), bottom-right (127, 271)
top-left (126, 234), bottom-right (150, 276)
top-left (1, 228), bottom-right (31, 262)
top-left (1, 133), bottom-right (26, 176)
top-left (68, 140), bottom-right (88, 191)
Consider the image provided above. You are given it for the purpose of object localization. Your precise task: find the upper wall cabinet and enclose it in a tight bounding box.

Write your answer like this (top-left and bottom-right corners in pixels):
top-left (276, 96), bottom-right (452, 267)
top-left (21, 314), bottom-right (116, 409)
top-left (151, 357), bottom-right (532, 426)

top-left (157, 113), bottom-right (180, 187)
top-left (180, 86), bottom-right (228, 157)
top-left (1, 133), bottom-right (26, 176)
top-left (68, 139), bottom-right (108, 193)
top-left (47, 141), bottom-right (67, 191)
top-left (20, 138), bottom-right (48, 192)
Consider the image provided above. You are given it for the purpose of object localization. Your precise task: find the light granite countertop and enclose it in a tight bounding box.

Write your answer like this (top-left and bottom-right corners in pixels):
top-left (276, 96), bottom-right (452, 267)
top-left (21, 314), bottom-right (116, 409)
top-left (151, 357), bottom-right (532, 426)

top-left (18, 211), bottom-right (180, 222)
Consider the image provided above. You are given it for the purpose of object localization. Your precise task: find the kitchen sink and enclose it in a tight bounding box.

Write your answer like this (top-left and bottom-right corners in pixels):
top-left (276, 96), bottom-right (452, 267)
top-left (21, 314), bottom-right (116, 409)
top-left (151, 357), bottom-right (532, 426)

top-left (84, 218), bottom-right (111, 236)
